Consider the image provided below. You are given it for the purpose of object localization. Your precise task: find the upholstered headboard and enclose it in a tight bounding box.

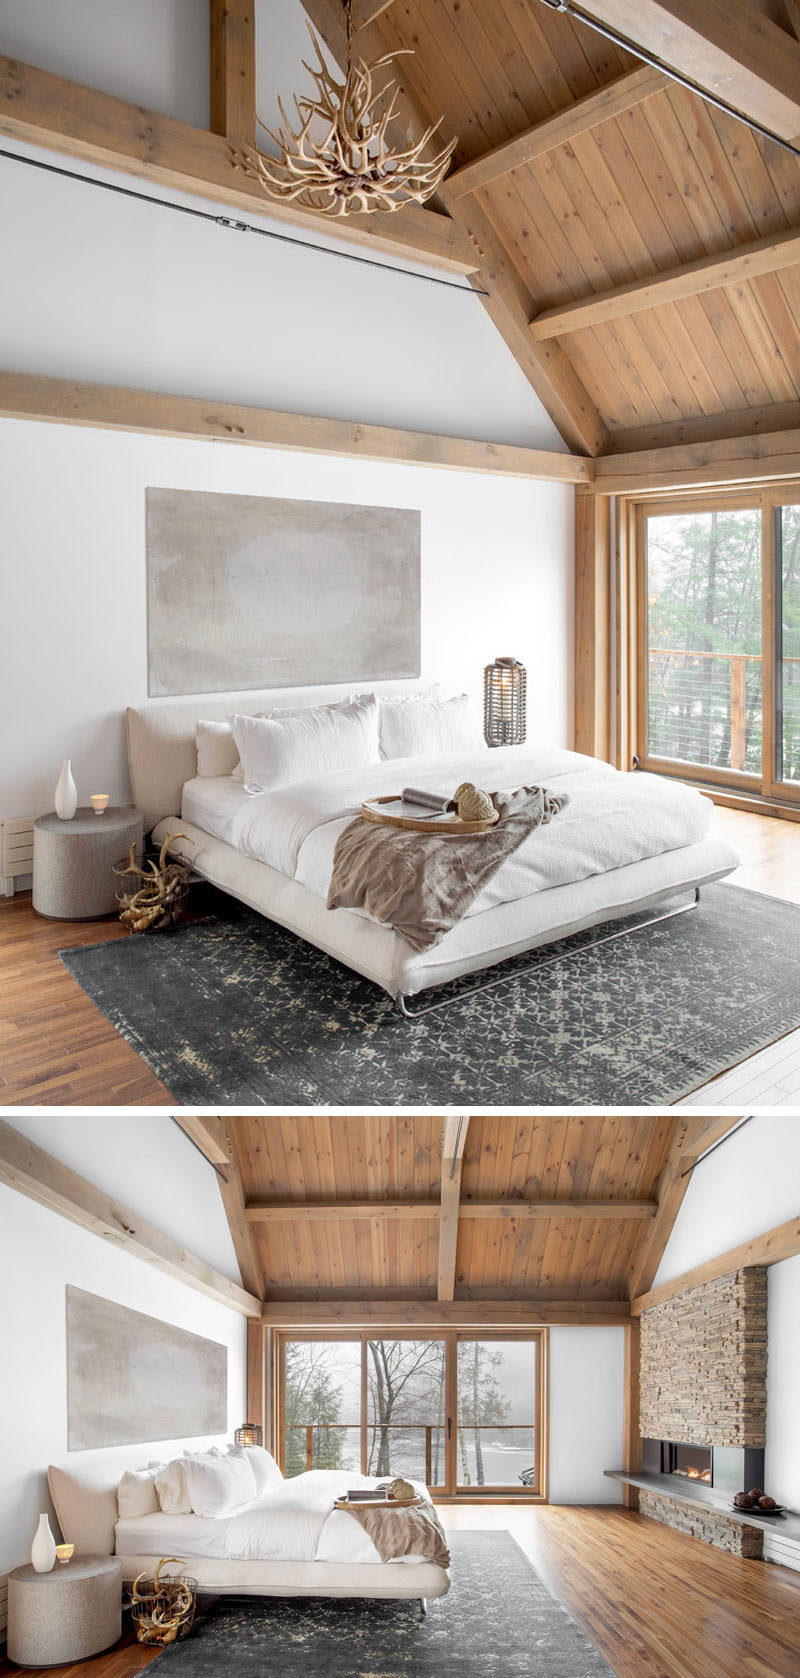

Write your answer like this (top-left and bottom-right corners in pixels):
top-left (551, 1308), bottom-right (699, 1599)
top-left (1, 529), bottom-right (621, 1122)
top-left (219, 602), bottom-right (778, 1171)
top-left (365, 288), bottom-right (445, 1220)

top-left (48, 1442), bottom-right (219, 1554)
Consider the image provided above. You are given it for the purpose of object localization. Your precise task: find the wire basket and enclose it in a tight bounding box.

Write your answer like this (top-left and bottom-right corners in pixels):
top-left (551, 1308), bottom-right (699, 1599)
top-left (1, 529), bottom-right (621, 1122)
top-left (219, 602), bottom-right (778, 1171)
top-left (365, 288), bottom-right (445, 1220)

top-left (113, 833), bottom-right (193, 933)
top-left (130, 1558), bottom-right (197, 1646)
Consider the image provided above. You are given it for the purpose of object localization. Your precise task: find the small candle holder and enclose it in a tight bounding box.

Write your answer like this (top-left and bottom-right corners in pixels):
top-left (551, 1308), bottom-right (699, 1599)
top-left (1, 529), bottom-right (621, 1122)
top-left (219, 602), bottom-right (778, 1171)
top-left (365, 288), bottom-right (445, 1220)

top-left (55, 1544), bottom-right (75, 1565)
top-left (90, 794), bottom-right (110, 817)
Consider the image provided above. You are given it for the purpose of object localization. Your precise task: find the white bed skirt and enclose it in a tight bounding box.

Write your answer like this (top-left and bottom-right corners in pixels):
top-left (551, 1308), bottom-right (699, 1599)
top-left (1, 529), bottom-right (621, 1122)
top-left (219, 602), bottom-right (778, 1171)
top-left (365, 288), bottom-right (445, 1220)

top-left (117, 1553), bottom-right (450, 1600)
top-left (153, 819), bottom-right (738, 1000)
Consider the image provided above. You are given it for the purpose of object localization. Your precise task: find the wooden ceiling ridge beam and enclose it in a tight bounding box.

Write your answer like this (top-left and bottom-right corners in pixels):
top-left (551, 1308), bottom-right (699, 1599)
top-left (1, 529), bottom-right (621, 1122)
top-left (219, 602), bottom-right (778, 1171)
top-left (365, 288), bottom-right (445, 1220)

top-left (0, 1118), bottom-right (261, 1318)
top-left (244, 1197), bottom-right (658, 1220)
top-left (0, 54), bottom-right (475, 276)
top-left (210, 0), bottom-right (255, 142)
top-left (593, 425), bottom-right (800, 493)
top-left (174, 1117), bottom-right (265, 1300)
top-left (571, 0), bottom-right (800, 145)
top-left (437, 1116), bottom-right (470, 1303)
top-left (300, 0), bottom-right (606, 456)
top-left (600, 399), bottom-right (800, 456)
top-left (530, 226), bottom-right (800, 340)
top-left (0, 371), bottom-right (592, 484)
top-left (631, 1212), bottom-right (800, 1314)
top-left (446, 65), bottom-right (668, 201)
top-left (261, 1297), bottom-right (632, 1325)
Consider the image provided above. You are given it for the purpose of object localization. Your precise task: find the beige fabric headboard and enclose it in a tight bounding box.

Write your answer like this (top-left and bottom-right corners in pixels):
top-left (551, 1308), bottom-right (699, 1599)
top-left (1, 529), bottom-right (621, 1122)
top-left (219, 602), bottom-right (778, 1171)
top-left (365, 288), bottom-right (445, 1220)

top-left (48, 1460), bottom-right (133, 1556)
top-left (126, 690), bottom-right (344, 831)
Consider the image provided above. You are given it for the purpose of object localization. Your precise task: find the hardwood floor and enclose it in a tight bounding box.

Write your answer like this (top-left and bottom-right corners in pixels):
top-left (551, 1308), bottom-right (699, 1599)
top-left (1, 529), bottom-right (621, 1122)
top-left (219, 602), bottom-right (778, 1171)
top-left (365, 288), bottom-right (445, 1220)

top-left (2, 1507), bottom-right (799, 1678)
top-left (0, 805), bottom-right (798, 1108)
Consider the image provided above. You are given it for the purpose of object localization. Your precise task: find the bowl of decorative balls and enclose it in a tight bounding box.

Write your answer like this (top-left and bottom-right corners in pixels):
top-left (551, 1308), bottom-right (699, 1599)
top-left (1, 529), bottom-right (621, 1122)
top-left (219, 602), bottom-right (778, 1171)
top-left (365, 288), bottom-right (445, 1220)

top-left (732, 1489), bottom-right (784, 1515)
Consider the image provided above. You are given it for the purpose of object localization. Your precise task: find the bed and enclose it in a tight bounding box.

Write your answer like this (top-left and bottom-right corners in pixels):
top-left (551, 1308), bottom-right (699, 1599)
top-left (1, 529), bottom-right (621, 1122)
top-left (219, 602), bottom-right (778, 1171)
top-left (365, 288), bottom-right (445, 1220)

top-left (125, 694), bottom-right (739, 1012)
top-left (47, 1459), bottom-right (450, 1612)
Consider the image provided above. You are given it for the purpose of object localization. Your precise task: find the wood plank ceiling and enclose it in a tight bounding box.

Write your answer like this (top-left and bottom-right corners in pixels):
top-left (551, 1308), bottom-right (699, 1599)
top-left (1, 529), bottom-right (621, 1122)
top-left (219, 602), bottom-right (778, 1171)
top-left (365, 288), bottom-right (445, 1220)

top-left (226, 1116), bottom-right (685, 1302)
top-left (348, 0), bottom-right (800, 453)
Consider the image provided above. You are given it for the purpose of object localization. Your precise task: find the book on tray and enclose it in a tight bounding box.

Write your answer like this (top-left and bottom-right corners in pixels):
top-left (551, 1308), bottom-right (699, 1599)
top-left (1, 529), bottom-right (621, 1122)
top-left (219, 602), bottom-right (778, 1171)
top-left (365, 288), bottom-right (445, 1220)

top-left (400, 787), bottom-right (455, 814)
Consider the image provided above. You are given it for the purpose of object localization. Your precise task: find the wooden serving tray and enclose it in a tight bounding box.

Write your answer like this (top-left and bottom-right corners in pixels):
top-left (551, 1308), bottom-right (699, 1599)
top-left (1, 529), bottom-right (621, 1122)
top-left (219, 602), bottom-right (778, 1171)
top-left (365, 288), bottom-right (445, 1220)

top-left (334, 1495), bottom-right (422, 1510)
top-left (361, 795), bottom-right (499, 836)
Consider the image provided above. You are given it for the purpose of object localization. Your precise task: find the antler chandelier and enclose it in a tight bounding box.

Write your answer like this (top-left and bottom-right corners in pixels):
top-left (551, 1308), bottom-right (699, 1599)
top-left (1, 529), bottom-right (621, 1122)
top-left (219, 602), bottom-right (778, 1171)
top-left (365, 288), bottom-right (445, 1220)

top-left (232, 0), bottom-right (456, 217)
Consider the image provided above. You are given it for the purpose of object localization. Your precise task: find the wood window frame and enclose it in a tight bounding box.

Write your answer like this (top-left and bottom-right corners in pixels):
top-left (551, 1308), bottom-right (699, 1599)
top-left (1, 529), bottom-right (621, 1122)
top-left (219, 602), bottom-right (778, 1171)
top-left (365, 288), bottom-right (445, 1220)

top-left (616, 481), bottom-right (800, 810)
top-left (272, 1327), bottom-right (548, 1503)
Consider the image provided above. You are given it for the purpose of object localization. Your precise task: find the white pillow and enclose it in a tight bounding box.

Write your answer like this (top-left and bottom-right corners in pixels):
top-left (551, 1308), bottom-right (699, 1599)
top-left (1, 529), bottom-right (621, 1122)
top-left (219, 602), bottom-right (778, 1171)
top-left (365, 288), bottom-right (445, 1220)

top-left (227, 1444), bottom-right (283, 1495)
top-left (154, 1457), bottom-right (193, 1515)
top-left (117, 1467), bottom-right (159, 1519)
top-left (196, 720), bottom-right (242, 779)
top-left (185, 1452), bottom-right (257, 1517)
top-left (231, 696), bottom-right (380, 792)
top-left (379, 693), bottom-right (484, 760)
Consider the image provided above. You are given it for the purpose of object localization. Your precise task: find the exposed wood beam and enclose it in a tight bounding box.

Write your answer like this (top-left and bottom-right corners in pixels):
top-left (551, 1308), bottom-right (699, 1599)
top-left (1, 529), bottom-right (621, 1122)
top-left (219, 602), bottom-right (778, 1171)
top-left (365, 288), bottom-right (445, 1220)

top-left (782, 0), bottom-right (800, 44)
top-left (572, 0), bottom-right (800, 144)
top-left (247, 1320), bottom-right (267, 1435)
top-left (530, 226), bottom-right (800, 339)
top-left (0, 372), bottom-right (592, 483)
top-left (191, 1118), bottom-right (265, 1300)
top-left (438, 1116), bottom-right (470, 1302)
top-left (0, 1118), bottom-right (261, 1318)
top-left (210, 0), bottom-right (256, 142)
top-left (601, 399), bottom-right (800, 455)
top-left (299, 3), bottom-right (605, 455)
top-left (575, 487), bottom-right (612, 759)
top-left (245, 1198), bottom-right (657, 1221)
top-left (261, 1297), bottom-right (631, 1325)
top-left (626, 1119), bottom-right (736, 1301)
top-left (594, 426), bottom-right (800, 492)
top-left (172, 1115), bottom-right (229, 1168)
top-left (0, 55), bottom-right (476, 276)
top-left (446, 67), bottom-right (667, 201)
top-left (622, 1320), bottom-right (641, 1511)
top-left (631, 1214), bottom-right (800, 1315)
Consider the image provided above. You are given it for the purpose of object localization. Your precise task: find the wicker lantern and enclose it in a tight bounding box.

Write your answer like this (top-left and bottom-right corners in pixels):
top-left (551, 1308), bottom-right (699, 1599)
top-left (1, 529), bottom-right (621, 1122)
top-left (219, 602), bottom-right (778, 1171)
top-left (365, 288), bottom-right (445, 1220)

top-left (484, 657), bottom-right (527, 746)
top-left (234, 1423), bottom-right (263, 1448)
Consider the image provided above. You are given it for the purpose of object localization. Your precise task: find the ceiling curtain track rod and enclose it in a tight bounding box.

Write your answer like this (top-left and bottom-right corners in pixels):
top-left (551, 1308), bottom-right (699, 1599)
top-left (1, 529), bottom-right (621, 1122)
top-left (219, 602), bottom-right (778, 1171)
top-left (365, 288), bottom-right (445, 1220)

top-left (680, 1116), bottom-right (755, 1178)
top-left (538, 0), bottom-right (800, 160)
top-left (0, 146), bottom-right (488, 296)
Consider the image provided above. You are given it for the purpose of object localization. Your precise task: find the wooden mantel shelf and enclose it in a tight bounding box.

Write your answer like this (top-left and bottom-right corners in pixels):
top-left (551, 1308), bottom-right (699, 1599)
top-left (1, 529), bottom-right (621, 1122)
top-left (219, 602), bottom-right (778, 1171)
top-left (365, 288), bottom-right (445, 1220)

top-left (605, 1471), bottom-right (800, 1542)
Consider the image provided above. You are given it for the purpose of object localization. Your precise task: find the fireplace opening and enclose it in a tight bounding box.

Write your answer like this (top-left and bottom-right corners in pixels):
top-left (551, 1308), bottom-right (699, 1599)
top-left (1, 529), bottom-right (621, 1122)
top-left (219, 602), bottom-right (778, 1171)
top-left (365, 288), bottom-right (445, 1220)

top-left (668, 1443), bottom-right (713, 1484)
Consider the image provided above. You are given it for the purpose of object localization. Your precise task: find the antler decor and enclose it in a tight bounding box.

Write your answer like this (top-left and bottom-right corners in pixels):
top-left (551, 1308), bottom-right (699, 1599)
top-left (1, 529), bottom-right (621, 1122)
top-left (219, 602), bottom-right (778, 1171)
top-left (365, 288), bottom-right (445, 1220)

top-left (231, 0), bottom-right (456, 216)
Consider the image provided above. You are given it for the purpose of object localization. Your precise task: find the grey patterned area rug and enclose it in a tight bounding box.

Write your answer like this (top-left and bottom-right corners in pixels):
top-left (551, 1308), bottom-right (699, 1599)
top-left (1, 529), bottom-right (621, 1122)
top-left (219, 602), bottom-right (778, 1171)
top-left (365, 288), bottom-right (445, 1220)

top-left (60, 883), bottom-right (800, 1106)
top-left (144, 1532), bottom-right (613, 1676)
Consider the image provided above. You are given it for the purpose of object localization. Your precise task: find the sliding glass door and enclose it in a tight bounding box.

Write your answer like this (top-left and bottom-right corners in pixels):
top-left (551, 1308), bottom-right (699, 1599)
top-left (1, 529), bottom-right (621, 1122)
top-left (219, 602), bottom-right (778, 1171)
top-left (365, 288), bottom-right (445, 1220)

top-left (636, 485), bottom-right (800, 806)
top-left (277, 1330), bottom-right (545, 1497)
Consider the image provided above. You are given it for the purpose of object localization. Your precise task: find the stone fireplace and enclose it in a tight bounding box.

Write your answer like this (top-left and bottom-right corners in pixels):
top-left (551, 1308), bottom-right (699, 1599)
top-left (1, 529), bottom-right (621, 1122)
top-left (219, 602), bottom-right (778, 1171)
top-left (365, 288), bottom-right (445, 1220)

top-left (637, 1266), bottom-right (768, 1557)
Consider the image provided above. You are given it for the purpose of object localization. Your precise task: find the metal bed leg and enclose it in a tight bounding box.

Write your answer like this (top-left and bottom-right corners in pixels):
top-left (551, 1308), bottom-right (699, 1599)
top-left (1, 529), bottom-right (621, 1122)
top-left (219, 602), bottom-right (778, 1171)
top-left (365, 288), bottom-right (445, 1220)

top-left (419, 1598), bottom-right (428, 1619)
top-left (395, 888), bottom-right (702, 1019)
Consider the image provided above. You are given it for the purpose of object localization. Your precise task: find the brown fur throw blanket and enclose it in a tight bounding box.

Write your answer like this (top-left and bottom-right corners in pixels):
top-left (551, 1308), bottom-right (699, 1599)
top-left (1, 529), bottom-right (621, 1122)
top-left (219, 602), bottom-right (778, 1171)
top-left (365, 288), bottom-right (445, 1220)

top-left (339, 1499), bottom-right (451, 1569)
top-left (327, 784), bottom-right (569, 952)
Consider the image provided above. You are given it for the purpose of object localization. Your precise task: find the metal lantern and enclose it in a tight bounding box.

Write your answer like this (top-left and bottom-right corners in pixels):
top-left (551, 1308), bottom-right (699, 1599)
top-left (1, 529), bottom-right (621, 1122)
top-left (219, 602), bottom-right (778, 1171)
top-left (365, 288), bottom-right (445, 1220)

top-left (484, 657), bottom-right (527, 746)
top-left (234, 1423), bottom-right (264, 1448)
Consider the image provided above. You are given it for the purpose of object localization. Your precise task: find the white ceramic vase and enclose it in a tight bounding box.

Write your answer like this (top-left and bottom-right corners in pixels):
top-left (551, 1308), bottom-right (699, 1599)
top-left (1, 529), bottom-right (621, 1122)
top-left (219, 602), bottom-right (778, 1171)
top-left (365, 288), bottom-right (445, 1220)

top-left (31, 1513), bottom-right (56, 1573)
top-left (55, 758), bottom-right (77, 821)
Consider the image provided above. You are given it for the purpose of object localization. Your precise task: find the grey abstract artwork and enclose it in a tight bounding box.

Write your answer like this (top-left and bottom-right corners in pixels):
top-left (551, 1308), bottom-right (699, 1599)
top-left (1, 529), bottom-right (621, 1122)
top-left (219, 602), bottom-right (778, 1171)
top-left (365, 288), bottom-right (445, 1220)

top-left (146, 487), bottom-right (421, 696)
top-left (66, 1286), bottom-right (228, 1450)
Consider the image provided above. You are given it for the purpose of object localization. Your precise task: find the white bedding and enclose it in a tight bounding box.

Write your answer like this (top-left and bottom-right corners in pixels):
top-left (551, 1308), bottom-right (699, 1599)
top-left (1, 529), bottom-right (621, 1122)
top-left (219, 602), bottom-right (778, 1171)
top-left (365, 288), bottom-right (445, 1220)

top-left (181, 744), bottom-right (713, 924)
top-left (116, 1472), bottom-right (431, 1567)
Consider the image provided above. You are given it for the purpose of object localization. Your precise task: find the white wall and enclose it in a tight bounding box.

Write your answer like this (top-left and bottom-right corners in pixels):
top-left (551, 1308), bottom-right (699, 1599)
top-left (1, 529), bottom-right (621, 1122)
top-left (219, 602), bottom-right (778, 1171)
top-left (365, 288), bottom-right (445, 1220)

top-left (0, 1183), bottom-right (247, 1579)
top-left (654, 1116), bottom-right (800, 1565)
top-left (0, 418), bottom-right (574, 820)
top-left (5, 1116), bottom-right (241, 1283)
top-left (548, 1328), bottom-right (625, 1504)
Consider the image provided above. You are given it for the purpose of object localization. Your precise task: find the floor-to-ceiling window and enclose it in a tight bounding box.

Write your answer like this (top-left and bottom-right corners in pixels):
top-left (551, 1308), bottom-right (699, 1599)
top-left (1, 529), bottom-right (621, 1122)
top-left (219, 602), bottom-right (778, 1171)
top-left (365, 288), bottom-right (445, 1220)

top-left (277, 1330), bottom-right (546, 1498)
top-left (636, 486), bottom-right (800, 806)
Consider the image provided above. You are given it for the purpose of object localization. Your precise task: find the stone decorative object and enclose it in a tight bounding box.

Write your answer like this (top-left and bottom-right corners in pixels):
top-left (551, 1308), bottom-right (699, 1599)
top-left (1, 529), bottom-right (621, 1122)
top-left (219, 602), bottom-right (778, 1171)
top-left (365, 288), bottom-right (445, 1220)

top-left (33, 807), bottom-right (144, 921)
top-left (30, 1513), bottom-right (56, 1573)
top-left (54, 759), bottom-right (77, 821)
top-left (8, 1555), bottom-right (122, 1667)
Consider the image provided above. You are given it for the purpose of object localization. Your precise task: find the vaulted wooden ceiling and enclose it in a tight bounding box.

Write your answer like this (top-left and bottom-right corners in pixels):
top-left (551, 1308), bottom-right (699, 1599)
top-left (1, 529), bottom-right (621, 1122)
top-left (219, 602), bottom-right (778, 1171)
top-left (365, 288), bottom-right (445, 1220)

top-left (176, 1117), bottom-right (741, 1316)
top-left (318, 0), bottom-right (800, 457)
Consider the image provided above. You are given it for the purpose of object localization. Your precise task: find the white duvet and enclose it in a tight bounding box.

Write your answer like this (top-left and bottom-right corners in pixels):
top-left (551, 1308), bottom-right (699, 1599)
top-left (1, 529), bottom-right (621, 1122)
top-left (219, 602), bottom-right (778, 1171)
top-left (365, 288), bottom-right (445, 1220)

top-left (116, 1471), bottom-right (433, 1567)
top-left (183, 743), bottom-right (713, 925)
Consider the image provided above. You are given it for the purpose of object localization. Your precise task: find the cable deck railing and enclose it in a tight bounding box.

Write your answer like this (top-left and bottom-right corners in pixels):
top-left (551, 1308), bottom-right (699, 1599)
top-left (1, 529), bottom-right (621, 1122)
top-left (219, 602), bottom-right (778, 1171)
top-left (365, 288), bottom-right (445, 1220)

top-left (284, 1421), bottom-right (536, 1486)
top-left (648, 647), bottom-right (800, 776)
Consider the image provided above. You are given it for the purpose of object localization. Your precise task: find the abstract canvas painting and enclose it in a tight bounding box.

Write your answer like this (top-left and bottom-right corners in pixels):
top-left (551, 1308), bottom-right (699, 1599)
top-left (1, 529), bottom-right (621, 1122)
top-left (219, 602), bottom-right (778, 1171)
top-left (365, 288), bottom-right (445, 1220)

top-left (146, 487), bottom-right (421, 696)
top-left (66, 1285), bottom-right (228, 1449)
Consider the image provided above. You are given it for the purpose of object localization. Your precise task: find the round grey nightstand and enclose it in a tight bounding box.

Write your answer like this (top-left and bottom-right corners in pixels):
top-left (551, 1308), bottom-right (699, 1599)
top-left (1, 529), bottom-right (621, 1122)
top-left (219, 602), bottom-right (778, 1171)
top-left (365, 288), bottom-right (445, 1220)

top-left (8, 1555), bottom-right (122, 1668)
top-left (33, 807), bottom-right (144, 920)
